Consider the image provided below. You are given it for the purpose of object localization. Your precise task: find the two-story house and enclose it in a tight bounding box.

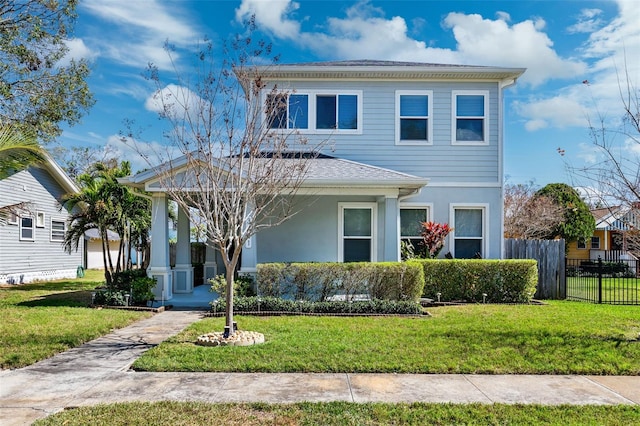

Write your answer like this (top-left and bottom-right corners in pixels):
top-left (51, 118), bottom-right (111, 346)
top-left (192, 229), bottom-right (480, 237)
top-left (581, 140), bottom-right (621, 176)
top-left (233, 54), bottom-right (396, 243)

top-left (0, 156), bottom-right (83, 284)
top-left (123, 60), bottom-right (525, 300)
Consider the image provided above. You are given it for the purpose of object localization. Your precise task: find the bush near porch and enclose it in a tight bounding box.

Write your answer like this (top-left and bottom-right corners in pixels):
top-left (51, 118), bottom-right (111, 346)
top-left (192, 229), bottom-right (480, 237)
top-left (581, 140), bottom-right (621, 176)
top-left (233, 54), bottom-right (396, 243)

top-left (256, 260), bottom-right (538, 305)
top-left (419, 259), bottom-right (538, 303)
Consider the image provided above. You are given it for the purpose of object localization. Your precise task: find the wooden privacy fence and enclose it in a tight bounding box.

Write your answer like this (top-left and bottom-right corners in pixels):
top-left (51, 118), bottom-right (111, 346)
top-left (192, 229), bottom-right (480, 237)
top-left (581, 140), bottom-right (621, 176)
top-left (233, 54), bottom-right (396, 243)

top-left (504, 239), bottom-right (565, 299)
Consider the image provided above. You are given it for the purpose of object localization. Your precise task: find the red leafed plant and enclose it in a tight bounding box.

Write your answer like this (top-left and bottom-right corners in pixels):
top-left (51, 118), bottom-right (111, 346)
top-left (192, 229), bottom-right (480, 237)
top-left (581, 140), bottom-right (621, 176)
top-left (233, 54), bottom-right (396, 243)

top-left (421, 222), bottom-right (453, 258)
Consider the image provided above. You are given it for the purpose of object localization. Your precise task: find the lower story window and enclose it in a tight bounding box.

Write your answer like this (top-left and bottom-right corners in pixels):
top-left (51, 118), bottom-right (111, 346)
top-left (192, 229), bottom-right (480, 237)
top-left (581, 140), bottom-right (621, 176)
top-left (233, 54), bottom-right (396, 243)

top-left (400, 207), bottom-right (429, 258)
top-left (339, 203), bottom-right (376, 262)
top-left (452, 207), bottom-right (485, 258)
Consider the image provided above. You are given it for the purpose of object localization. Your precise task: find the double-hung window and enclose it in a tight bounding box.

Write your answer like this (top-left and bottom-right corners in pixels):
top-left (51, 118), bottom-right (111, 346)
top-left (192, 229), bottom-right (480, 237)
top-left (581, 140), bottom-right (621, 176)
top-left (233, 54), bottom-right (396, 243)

top-left (451, 205), bottom-right (487, 258)
top-left (265, 91), bottom-right (361, 133)
top-left (400, 206), bottom-right (430, 258)
top-left (396, 91), bottom-right (432, 144)
top-left (339, 203), bottom-right (376, 262)
top-left (51, 219), bottom-right (66, 242)
top-left (590, 236), bottom-right (600, 249)
top-left (20, 216), bottom-right (35, 241)
top-left (452, 90), bottom-right (489, 144)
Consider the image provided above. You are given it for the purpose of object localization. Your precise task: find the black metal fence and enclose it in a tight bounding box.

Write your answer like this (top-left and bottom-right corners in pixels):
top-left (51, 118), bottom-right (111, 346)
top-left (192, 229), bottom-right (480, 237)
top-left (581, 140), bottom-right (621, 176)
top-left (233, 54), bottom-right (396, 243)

top-left (566, 257), bottom-right (640, 305)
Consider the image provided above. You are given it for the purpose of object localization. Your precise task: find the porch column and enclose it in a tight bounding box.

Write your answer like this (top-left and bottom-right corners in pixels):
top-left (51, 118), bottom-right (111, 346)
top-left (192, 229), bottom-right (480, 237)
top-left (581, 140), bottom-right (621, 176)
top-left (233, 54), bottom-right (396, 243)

top-left (239, 202), bottom-right (258, 274)
top-left (383, 196), bottom-right (400, 262)
top-left (148, 193), bottom-right (172, 301)
top-left (172, 205), bottom-right (193, 293)
top-left (203, 241), bottom-right (218, 285)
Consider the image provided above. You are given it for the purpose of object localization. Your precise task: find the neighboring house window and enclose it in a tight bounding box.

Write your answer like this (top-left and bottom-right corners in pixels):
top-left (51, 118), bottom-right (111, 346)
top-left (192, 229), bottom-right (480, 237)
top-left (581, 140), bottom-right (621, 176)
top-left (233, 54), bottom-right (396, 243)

top-left (451, 205), bottom-right (487, 258)
top-left (36, 211), bottom-right (45, 228)
top-left (396, 91), bottom-right (433, 144)
top-left (452, 90), bottom-right (489, 145)
top-left (51, 219), bottom-right (66, 242)
top-left (19, 216), bottom-right (35, 241)
top-left (400, 206), bottom-right (430, 257)
top-left (339, 203), bottom-right (376, 262)
top-left (591, 236), bottom-right (600, 249)
top-left (8, 212), bottom-right (18, 225)
top-left (577, 238), bottom-right (587, 249)
top-left (265, 90), bottom-right (361, 133)
top-left (266, 93), bottom-right (309, 130)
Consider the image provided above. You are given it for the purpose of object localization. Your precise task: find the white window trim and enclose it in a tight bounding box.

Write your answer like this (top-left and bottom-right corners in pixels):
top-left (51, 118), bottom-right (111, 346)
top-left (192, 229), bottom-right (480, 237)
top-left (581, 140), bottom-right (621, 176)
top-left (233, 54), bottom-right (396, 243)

top-left (449, 203), bottom-right (489, 258)
top-left (451, 90), bottom-right (490, 146)
top-left (399, 203), bottom-right (433, 239)
top-left (338, 202), bottom-right (377, 262)
top-left (591, 236), bottom-right (600, 250)
top-left (395, 90), bottom-right (433, 145)
top-left (19, 215), bottom-right (35, 241)
top-left (263, 89), bottom-right (363, 135)
top-left (577, 238), bottom-right (587, 250)
top-left (8, 212), bottom-right (18, 225)
top-left (36, 211), bottom-right (45, 228)
top-left (50, 218), bottom-right (66, 242)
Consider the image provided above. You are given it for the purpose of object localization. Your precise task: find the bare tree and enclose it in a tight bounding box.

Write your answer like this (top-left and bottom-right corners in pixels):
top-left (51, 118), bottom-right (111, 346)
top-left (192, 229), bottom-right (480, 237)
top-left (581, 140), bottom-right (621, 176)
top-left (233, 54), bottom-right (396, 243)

top-left (128, 34), bottom-right (319, 337)
top-left (567, 63), bottom-right (640, 250)
top-left (504, 183), bottom-right (565, 239)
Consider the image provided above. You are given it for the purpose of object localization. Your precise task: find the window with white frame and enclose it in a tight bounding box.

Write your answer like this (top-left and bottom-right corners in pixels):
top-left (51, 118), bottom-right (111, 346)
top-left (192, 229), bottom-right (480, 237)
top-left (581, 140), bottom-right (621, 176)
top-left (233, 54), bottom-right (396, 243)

top-left (51, 219), bottom-right (66, 242)
top-left (339, 203), bottom-right (376, 262)
top-left (266, 93), bottom-right (309, 130)
top-left (265, 91), bottom-right (361, 133)
top-left (36, 211), bottom-right (45, 228)
top-left (396, 91), bottom-right (432, 144)
top-left (577, 238), bottom-right (587, 249)
top-left (400, 206), bottom-right (429, 258)
top-left (452, 91), bottom-right (489, 144)
top-left (8, 212), bottom-right (18, 225)
top-left (19, 216), bottom-right (35, 241)
top-left (590, 236), bottom-right (600, 249)
top-left (452, 206), bottom-right (486, 258)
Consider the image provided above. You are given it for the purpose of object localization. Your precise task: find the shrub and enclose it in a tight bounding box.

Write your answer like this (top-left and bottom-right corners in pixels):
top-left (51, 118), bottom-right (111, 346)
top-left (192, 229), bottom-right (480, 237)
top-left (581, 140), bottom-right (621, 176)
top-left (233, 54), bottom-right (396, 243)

top-left (419, 259), bottom-right (537, 303)
top-left (93, 290), bottom-right (127, 306)
top-left (256, 262), bottom-right (425, 302)
top-left (210, 273), bottom-right (257, 298)
top-left (210, 296), bottom-right (423, 315)
top-left (98, 269), bottom-right (156, 306)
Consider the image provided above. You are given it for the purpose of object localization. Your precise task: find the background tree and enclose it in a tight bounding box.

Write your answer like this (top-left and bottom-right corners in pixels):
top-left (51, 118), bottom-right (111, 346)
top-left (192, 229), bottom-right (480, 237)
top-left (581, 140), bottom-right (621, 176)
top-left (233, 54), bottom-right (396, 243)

top-left (535, 183), bottom-right (595, 243)
top-left (130, 31), bottom-right (320, 337)
top-left (503, 183), bottom-right (565, 239)
top-left (0, 0), bottom-right (93, 141)
top-left (51, 145), bottom-right (119, 181)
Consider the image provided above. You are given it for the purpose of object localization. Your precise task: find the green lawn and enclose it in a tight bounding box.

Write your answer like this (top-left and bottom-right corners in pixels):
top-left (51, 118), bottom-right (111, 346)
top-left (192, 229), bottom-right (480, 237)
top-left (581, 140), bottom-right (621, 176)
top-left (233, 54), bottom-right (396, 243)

top-left (0, 270), bottom-right (152, 369)
top-left (33, 401), bottom-right (640, 426)
top-left (566, 276), bottom-right (640, 304)
top-left (133, 301), bottom-right (640, 375)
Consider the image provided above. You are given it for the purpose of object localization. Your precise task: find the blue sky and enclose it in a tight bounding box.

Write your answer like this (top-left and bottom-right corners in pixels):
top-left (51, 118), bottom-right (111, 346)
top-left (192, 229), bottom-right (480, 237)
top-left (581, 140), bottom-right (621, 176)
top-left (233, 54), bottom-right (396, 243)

top-left (58, 0), bottom-right (639, 187)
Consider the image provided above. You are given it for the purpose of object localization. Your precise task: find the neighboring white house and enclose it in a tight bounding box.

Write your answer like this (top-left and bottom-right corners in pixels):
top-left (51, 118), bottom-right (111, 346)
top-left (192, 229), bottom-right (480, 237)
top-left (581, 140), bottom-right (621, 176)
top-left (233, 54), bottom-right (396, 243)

top-left (121, 60), bottom-right (526, 300)
top-left (84, 228), bottom-right (121, 270)
top-left (0, 156), bottom-right (82, 284)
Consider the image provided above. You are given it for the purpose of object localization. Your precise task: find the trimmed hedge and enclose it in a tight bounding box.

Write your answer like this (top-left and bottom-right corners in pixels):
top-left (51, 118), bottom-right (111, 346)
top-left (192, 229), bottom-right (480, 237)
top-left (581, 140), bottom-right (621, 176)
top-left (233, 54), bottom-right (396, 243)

top-left (257, 262), bottom-right (425, 302)
top-left (211, 296), bottom-right (423, 315)
top-left (418, 259), bottom-right (538, 303)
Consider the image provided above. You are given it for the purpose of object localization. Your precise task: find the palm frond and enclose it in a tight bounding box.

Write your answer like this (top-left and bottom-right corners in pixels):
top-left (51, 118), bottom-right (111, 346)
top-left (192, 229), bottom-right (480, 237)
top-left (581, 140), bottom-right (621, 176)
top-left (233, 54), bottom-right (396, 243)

top-left (0, 125), bottom-right (48, 179)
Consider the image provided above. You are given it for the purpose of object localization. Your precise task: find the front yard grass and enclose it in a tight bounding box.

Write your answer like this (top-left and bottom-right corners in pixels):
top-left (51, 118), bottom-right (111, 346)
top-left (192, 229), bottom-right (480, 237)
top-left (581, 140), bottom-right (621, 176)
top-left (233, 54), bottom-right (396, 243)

top-left (133, 301), bottom-right (640, 375)
top-left (34, 401), bottom-right (640, 425)
top-left (0, 270), bottom-right (152, 369)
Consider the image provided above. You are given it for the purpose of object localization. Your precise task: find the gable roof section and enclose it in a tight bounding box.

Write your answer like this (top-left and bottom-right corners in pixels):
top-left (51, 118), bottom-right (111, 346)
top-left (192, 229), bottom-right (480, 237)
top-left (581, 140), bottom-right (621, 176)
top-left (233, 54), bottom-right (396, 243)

top-left (39, 155), bottom-right (79, 194)
top-left (248, 59), bottom-right (526, 88)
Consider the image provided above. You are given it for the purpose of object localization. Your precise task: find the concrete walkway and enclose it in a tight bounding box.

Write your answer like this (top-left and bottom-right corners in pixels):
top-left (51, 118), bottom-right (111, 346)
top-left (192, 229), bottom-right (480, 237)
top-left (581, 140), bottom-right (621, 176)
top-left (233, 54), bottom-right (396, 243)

top-left (1, 310), bottom-right (639, 426)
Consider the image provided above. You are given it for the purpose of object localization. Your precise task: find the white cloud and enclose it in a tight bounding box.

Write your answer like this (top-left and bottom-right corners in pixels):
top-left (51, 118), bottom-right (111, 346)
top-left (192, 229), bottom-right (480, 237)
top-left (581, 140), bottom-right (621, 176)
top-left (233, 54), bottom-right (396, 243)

top-left (60, 38), bottom-right (97, 65)
top-left (81, 0), bottom-right (200, 69)
top-left (235, 0), bottom-right (301, 39)
top-left (145, 84), bottom-right (210, 117)
top-left (514, 85), bottom-right (590, 131)
top-left (577, 142), bottom-right (599, 164)
top-left (105, 134), bottom-right (181, 172)
top-left (567, 8), bottom-right (604, 34)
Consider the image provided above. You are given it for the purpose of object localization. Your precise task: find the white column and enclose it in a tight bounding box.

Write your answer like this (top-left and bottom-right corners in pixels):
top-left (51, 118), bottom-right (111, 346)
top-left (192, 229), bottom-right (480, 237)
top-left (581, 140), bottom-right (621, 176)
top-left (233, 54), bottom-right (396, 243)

top-left (172, 205), bottom-right (194, 293)
top-left (203, 241), bottom-right (218, 285)
top-left (239, 202), bottom-right (257, 274)
top-left (383, 196), bottom-right (400, 262)
top-left (147, 193), bottom-right (172, 301)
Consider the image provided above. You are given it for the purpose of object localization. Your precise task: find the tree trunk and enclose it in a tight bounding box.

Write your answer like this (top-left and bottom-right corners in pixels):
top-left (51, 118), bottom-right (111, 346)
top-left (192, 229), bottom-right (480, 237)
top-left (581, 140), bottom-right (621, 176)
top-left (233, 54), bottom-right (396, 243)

top-left (224, 264), bottom-right (234, 337)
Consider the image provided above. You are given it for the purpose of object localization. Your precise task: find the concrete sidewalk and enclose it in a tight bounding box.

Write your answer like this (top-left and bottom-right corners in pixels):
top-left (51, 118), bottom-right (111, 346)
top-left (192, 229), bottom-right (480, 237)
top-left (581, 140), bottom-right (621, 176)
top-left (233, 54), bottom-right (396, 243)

top-left (1, 310), bottom-right (639, 426)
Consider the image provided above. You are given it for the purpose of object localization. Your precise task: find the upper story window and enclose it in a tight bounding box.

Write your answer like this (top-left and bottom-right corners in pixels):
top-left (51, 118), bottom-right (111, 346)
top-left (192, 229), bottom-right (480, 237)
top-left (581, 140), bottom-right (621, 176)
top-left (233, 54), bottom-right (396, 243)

top-left (452, 90), bottom-right (489, 145)
top-left (265, 90), bottom-right (362, 134)
top-left (396, 91), bottom-right (433, 145)
top-left (20, 216), bottom-right (34, 241)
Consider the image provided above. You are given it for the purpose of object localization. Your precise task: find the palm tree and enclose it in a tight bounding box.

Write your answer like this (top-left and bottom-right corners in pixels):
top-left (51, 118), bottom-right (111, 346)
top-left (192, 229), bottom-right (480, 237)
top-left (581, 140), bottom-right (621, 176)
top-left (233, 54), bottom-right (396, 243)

top-left (62, 160), bottom-right (151, 285)
top-left (0, 125), bottom-right (48, 179)
top-left (0, 125), bottom-right (48, 222)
